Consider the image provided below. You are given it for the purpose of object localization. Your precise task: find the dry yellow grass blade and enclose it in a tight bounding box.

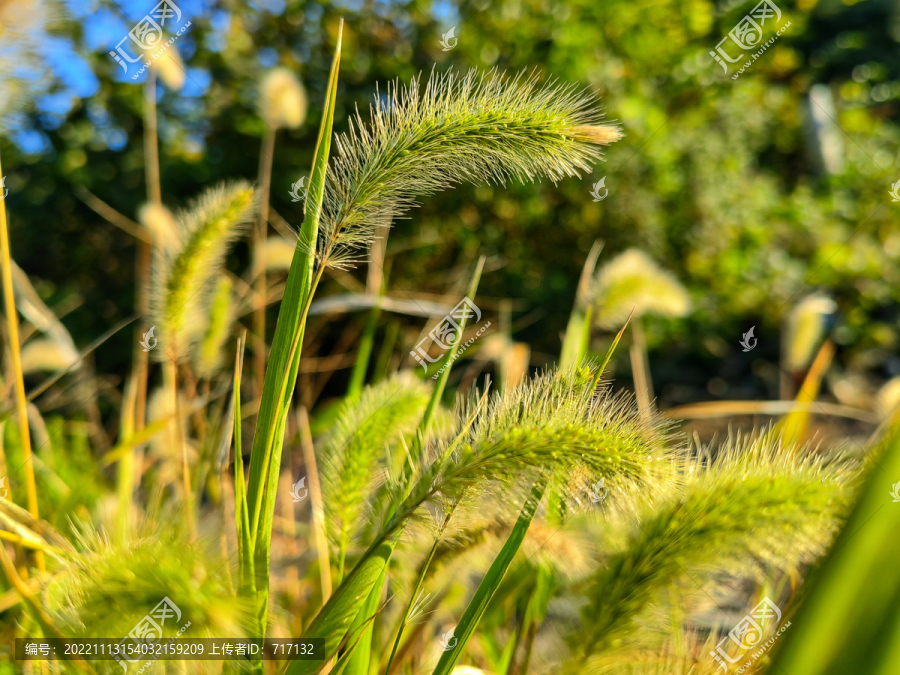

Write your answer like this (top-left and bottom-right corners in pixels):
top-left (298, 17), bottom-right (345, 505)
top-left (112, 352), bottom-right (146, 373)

top-left (0, 149), bottom-right (44, 573)
top-left (663, 399), bottom-right (876, 423)
top-left (297, 405), bottom-right (331, 603)
top-left (780, 339), bottom-right (837, 447)
top-left (0, 497), bottom-right (76, 561)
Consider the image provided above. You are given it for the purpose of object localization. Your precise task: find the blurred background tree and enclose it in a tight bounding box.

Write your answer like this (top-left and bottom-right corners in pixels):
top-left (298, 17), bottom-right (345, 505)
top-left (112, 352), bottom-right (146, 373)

top-left (2, 0), bottom-right (899, 421)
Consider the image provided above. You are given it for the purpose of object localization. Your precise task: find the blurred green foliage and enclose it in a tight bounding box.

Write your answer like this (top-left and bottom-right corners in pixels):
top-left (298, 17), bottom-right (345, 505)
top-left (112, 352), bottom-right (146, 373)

top-left (2, 0), bottom-right (900, 408)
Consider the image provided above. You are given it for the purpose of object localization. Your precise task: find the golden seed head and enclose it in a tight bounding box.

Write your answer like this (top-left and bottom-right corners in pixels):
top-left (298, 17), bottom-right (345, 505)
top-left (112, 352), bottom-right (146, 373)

top-left (153, 44), bottom-right (185, 91)
top-left (138, 202), bottom-right (180, 253)
top-left (259, 67), bottom-right (307, 130)
top-left (571, 124), bottom-right (624, 145)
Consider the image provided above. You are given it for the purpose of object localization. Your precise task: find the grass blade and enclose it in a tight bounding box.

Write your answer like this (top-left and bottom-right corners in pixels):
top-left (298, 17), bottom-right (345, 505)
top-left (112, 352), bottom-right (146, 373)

top-left (0, 149), bottom-right (43, 572)
top-left (233, 333), bottom-right (255, 599)
top-left (244, 19), bottom-right (342, 638)
top-left (285, 529), bottom-right (403, 675)
top-left (430, 476), bottom-right (549, 675)
top-left (560, 239), bottom-right (603, 367)
top-left (346, 301), bottom-right (381, 402)
top-left (590, 307), bottom-right (634, 391)
top-left (777, 339), bottom-right (836, 448)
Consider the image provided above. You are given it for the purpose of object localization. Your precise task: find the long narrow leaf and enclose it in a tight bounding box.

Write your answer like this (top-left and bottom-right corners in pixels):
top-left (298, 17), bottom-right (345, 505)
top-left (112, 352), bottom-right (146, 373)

top-left (560, 239), bottom-right (603, 367)
top-left (430, 476), bottom-right (549, 675)
top-left (233, 333), bottom-right (255, 599)
top-left (286, 529), bottom-right (403, 675)
top-left (245, 20), bottom-right (343, 639)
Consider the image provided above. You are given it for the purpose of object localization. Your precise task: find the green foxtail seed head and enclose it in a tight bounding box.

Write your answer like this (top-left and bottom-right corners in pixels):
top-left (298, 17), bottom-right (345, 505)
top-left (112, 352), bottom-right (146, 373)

top-left (53, 512), bottom-right (252, 656)
top-left (150, 181), bottom-right (256, 362)
top-left (320, 372), bottom-right (433, 551)
top-left (316, 69), bottom-right (622, 270)
top-left (578, 429), bottom-right (859, 658)
top-left (194, 274), bottom-right (233, 378)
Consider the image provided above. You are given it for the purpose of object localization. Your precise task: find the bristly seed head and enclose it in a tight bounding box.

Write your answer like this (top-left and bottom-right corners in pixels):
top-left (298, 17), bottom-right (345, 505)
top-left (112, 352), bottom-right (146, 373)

top-left (312, 68), bottom-right (622, 271)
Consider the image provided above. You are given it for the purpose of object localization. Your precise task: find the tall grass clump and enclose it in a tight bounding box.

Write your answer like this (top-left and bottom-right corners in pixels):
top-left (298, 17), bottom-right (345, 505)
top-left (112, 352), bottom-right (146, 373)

top-left (4, 19), bottom-right (882, 675)
top-left (242, 23), bottom-right (623, 668)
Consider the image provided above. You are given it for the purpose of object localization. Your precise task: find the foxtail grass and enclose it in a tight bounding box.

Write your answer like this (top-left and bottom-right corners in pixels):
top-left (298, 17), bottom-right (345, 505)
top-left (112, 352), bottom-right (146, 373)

top-left (319, 372), bottom-right (433, 581)
top-left (241, 37), bottom-right (625, 670)
top-left (194, 275), bottom-right (234, 379)
top-left (316, 69), bottom-right (620, 270)
top-left (150, 181), bottom-right (256, 361)
top-left (578, 431), bottom-right (859, 660)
